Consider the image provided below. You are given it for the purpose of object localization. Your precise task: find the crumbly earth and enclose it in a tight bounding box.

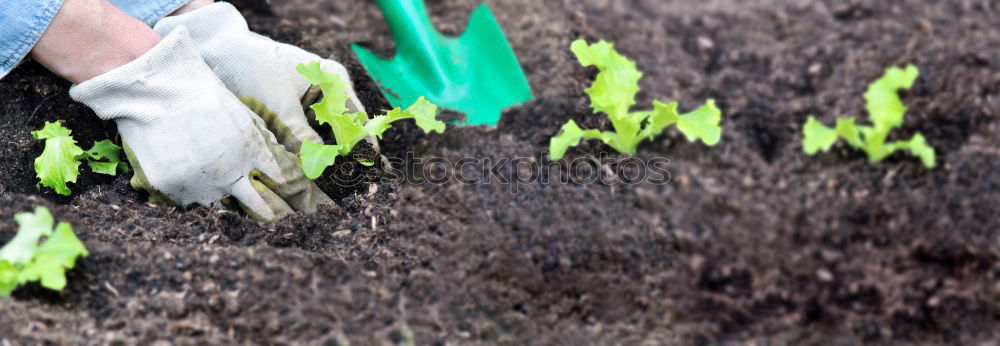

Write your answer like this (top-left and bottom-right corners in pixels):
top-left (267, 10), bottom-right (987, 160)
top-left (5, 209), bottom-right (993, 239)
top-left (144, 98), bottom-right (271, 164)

top-left (1, 0), bottom-right (997, 344)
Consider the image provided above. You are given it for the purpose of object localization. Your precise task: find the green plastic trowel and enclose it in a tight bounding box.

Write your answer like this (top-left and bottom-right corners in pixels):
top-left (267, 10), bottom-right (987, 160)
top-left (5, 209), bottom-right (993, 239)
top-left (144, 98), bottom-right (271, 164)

top-left (352, 0), bottom-right (533, 126)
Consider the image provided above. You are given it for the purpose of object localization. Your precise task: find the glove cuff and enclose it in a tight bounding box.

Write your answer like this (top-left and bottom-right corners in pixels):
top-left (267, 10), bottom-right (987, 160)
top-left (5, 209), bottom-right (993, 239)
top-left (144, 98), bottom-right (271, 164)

top-left (153, 2), bottom-right (248, 43)
top-left (69, 27), bottom-right (226, 123)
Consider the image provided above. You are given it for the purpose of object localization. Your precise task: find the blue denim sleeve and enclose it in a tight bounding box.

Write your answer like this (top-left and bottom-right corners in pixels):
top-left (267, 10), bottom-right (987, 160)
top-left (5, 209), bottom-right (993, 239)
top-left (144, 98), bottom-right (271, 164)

top-left (0, 0), bottom-right (66, 79)
top-left (0, 0), bottom-right (191, 80)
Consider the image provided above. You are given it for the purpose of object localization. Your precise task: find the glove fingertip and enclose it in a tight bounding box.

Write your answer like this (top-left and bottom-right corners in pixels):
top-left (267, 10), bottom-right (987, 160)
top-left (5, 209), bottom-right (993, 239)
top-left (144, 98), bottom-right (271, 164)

top-left (231, 177), bottom-right (292, 222)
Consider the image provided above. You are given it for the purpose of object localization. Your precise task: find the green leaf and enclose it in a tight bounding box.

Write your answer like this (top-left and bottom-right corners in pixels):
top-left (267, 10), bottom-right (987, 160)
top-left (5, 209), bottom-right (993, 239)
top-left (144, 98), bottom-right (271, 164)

top-left (864, 65), bottom-right (919, 129)
top-left (0, 206), bottom-right (55, 265)
top-left (676, 99), bottom-right (722, 146)
top-left (19, 222), bottom-right (88, 291)
top-left (327, 111), bottom-right (369, 155)
top-left (0, 206), bottom-right (87, 297)
top-left (550, 120), bottom-right (584, 161)
top-left (802, 116), bottom-right (838, 155)
top-left (607, 113), bottom-right (641, 152)
top-left (386, 97), bottom-right (446, 134)
top-left (802, 115), bottom-right (864, 155)
top-left (638, 101), bottom-right (680, 141)
top-left (84, 139), bottom-right (128, 175)
top-left (909, 134), bottom-right (936, 169)
top-left (17, 259), bottom-right (64, 291)
top-left (369, 97), bottom-right (446, 139)
top-left (0, 261), bottom-right (17, 297)
top-left (834, 117), bottom-right (864, 149)
top-left (364, 115), bottom-right (392, 140)
top-left (549, 120), bottom-right (606, 160)
top-left (297, 62), bottom-right (350, 123)
top-left (358, 161), bottom-right (375, 167)
top-left (892, 133), bottom-right (936, 168)
top-left (86, 162), bottom-right (118, 175)
top-left (32, 122), bottom-right (84, 195)
top-left (857, 125), bottom-right (889, 162)
top-left (299, 139), bottom-right (342, 180)
top-left (34, 222), bottom-right (88, 269)
top-left (570, 39), bottom-right (643, 117)
top-left (83, 139), bottom-right (120, 161)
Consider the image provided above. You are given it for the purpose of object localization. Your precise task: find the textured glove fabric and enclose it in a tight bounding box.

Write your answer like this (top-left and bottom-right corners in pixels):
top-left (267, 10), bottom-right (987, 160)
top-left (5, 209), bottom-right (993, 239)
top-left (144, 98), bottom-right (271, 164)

top-left (152, 2), bottom-right (366, 154)
top-left (69, 28), bottom-right (332, 222)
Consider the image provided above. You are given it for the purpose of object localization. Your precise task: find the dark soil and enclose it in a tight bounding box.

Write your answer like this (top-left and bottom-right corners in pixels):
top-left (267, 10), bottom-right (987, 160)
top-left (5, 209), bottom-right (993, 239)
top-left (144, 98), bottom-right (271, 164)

top-left (1, 0), bottom-right (998, 344)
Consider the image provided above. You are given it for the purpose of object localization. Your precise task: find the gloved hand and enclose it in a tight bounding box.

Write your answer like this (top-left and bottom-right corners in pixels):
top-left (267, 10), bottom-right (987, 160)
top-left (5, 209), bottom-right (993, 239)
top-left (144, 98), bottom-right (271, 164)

top-left (69, 28), bottom-right (333, 222)
top-left (152, 2), bottom-right (368, 154)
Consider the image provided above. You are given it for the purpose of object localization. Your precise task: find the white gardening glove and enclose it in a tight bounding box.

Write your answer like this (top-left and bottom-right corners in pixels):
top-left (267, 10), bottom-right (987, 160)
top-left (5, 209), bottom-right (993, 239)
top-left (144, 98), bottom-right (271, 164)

top-left (152, 2), bottom-right (368, 154)
top-left (69, 28), bottom-right (333, 222)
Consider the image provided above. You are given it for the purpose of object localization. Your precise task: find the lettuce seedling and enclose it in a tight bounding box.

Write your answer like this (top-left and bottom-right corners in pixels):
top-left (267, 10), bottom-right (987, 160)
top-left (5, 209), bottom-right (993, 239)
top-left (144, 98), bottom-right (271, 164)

top-left (549, 40), bottom-right (722, 160)
top-left (0, 206), bottom-right (88, 297)
top-left (296, 62), bottom-right (446, 179)
top-left (33, 122), bottom-right (129, 195)
top-left (84, 139), bottom-right (129, 175)
top-left (33, 122), bottom-right (84, 195)
top-left (802, 65), bottom-right (935, 168)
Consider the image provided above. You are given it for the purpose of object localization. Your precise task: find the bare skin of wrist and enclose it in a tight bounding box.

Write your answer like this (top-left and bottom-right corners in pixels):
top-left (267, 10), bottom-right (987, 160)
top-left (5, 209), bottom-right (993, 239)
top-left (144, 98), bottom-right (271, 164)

top-left (30, 0), bottom-right (162, 84)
